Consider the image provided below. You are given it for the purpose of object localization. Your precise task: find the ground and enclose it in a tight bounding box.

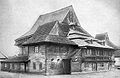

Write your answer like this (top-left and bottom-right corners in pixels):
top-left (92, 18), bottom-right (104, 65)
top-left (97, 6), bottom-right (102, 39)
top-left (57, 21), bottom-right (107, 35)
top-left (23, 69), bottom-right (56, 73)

top-left (0, 69), bottom-right (120, 78)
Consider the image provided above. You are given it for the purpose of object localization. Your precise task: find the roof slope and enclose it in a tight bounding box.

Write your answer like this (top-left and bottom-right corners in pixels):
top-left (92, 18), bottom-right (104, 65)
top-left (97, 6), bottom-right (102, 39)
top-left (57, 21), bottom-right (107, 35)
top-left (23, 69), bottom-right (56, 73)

top-left (67, 29), bottom-right (113, 49)
top-left (16, 5), bottom-right (91, 41)
top-left (23, 21), bottom-right (76, 45)
top-left (1, 55), bottom-right (28, 62)
top-left (0, 51), bottom-right (7, 59)
top-left (95, 32), bottom-right (118, 49)
top-left (23, 35), bottom-right (76, 45)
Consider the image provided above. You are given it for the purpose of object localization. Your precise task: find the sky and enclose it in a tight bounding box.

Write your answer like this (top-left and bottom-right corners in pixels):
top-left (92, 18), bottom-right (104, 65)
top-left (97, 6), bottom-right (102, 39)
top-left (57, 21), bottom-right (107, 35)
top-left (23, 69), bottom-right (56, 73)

top-left (0, 0), bottom-right (120, 56)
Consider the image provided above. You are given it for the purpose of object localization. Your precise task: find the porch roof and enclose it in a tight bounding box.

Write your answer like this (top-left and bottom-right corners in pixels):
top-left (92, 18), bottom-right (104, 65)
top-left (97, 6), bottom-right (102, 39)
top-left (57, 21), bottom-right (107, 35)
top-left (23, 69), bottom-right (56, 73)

top-left (1, 55), bottom-right (29, 63)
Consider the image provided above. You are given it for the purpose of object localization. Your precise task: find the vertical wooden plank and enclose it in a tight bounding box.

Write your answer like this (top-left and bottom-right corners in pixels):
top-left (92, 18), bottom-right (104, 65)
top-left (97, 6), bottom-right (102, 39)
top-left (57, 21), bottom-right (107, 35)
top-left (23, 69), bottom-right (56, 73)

top-left (45, 44), bottom-right (47, 75)
top-left (24, 63), bottom-right (26, 72)
top-left (28, 46), bottom-right (29, 56)
top-left (96, 62), bottom-right (97, 71)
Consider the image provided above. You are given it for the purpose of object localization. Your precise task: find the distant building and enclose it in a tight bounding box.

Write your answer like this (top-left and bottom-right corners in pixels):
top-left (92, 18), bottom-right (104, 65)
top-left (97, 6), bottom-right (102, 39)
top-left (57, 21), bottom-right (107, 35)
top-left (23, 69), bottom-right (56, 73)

top-left (70, 32), bottom-right (114, 72)
top-left (114, 50), bottom-right (120, 68)
top-left (1, 5), bottom-right (115, 75)
top-left (0, 51), bottom-right (7, 70)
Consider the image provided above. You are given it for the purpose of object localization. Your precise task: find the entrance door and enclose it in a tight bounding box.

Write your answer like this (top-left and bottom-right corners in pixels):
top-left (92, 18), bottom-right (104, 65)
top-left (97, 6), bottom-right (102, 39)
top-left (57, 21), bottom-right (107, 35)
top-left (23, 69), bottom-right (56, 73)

top-left (62, 59), bottom-right (71, 74)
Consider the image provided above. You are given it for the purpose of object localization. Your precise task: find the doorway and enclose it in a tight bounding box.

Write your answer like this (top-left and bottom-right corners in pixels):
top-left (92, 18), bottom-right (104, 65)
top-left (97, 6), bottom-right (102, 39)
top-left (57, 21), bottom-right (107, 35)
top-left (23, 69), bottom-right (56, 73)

top-left (62, 59), bottom-right (71, 74)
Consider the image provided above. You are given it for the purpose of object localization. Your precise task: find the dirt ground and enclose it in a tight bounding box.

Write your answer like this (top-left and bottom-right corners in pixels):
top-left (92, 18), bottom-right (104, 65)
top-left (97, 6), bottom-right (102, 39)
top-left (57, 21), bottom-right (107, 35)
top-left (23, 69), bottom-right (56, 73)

top-left (0, 69), bottom-right (120, 78)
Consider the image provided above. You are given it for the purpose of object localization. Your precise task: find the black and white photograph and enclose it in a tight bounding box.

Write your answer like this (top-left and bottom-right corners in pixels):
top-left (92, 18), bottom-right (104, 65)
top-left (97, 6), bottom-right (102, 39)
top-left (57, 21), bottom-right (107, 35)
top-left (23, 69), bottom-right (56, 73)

top-left (0, 0), bottom-right (120, 78)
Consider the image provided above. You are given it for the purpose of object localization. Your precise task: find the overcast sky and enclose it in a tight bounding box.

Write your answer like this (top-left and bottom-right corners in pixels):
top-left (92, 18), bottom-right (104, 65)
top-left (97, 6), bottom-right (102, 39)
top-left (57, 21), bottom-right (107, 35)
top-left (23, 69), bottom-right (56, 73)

top-left (0, 0), bottom-right (120, 56)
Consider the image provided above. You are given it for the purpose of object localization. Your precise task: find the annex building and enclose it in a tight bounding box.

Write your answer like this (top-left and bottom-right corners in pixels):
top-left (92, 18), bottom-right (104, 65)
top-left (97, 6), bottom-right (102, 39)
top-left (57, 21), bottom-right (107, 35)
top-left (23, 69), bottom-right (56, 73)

top-left (95, 32), bottom-right (120, 68)
top-left (1, 5), bottom-right (115, 75)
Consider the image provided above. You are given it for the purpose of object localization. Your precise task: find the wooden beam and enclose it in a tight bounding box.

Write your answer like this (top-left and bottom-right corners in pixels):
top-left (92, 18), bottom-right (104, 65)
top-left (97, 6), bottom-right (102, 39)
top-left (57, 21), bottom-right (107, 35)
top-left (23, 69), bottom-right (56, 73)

top-left (45, 45), bottom-right (47, 75)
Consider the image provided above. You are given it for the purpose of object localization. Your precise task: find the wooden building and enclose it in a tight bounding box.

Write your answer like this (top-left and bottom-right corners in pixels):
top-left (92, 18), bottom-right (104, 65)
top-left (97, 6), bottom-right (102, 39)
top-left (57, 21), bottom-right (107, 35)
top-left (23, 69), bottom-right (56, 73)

top-left (95, 32), bottom-right (119, 69)
top-left (68, 30), bottom-right (114, 72)
top-left (1, 5), bottom-right (115, 75)
top-left (114, 50), bottom-right (120, 68)
top-left (0, 51), bottom-right (7, 70)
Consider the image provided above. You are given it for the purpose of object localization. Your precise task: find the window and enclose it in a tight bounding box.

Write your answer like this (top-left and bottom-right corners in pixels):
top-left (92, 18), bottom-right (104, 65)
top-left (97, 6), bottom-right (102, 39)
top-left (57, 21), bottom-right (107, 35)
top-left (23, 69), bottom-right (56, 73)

top-left (96, 50), bottom-right (99, 55)
top-left (35, 46), bottom-right (39, 53)
top-left (55, 46), bottom-right (59, 53)
top-left (12, 64), bottom-right (14, 69)
top-left (39, 45), bottom-right (45, 54)
top-left (33, 62), bottom-right (36, 69)
top-left (72, 57), bottom-right (78, 62)
top-left (86, 39), bottom-right (93, 44)
top-left (101, 50), bottom-right (103, 55)
top-left (103, 42), bottom-right (105, 46)
top-left (89, 49), bottom-right (91, 55)
top-left (100, 63), bottom-right (104, 67)
top-left (60, 46), bottom-right (67, 53)
top-left (92, 49), bottom-right (95, 55)
top-left (86, 49), bottom-right (91, 55)
top-left (39, 63), bottom-right (42, 70)
top-left (84, 63), bottom-right (89, 68)
top-left (51, 58), bottom-right (54, 61)
top-left (90, 39), bottom-right (93, 44)
top-left (50, 62), bottom-right (56, 69)
top-left (22, 46), bottom-right (28, 54)
top-left (5, 63), bottom-right (7, 68)
top-left (20, 63), bottom-right (24, 70)
top-left (29, 46), bottom-right (34, 54)
top-left (47, 45), bottom-right (55, 53)
top-left (84, 49), bottom-right (87, 55)
top-left (57, 59), bottom-right (60, 61)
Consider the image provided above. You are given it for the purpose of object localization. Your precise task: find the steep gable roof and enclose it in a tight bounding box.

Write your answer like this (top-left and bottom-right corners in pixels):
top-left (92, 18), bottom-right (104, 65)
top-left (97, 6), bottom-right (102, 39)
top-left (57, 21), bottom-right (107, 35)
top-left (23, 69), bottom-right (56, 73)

top-left (23, 21), bottom-right (76, 45)
top-left (33, 21), bottom-right (57, 36)
top-left (16, 5), bottom-right (91, 41)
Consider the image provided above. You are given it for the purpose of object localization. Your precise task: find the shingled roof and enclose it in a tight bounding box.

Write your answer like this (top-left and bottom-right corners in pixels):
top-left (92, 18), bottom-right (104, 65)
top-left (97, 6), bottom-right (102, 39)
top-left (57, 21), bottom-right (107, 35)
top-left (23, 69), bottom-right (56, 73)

top-left (23, 21), bottom-right (76, 45)
top-left (16, 5), bottom-right (91, 40)
top-left (15, 5), bottom-right (92, 46)
top-left (67, 29), bottom-right (113, 49)
top-left (1, 55), bottom-right (28, 63)
top-left (95, 32), bottom-right (118, 49)
top-left (23, 35), bottom-right (76, 45)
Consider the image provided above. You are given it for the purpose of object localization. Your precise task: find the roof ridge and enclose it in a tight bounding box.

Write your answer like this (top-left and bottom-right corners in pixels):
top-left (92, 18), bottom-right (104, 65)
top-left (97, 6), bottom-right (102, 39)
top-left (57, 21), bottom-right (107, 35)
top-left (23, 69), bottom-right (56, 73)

top-left (96, 32), bottom-right (108, 35)
top-left (16, 6), bottom-right (73, 41)
top-left (40, 5), bottom-right (72, 16)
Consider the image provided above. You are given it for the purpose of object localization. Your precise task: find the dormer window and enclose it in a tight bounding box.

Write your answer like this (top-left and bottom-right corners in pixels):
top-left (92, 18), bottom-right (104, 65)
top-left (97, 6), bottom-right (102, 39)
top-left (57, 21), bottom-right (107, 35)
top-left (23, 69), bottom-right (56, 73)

top-left (97, 40), bottom-right (105, 46)
top-left (90, 39), bottom-right (93, 44)
top-left (69, 22), bottom-right (77, 30)
top-left (102, 41), bottom-right (105, 46)
top-left (85, 39), bottom-right (93, 44)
